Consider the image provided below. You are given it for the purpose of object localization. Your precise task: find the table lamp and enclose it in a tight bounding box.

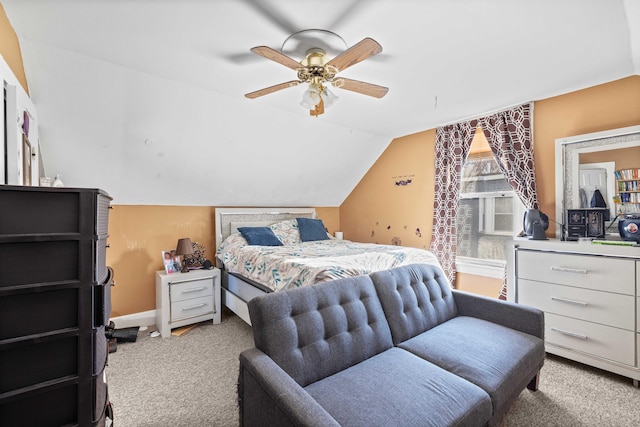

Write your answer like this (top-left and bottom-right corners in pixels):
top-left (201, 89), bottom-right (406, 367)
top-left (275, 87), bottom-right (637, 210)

top-left (175, 238), bottom-right (194, 273)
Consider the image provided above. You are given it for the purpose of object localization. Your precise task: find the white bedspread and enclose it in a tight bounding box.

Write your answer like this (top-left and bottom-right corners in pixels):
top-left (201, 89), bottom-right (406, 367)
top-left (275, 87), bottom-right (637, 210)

top-left (217, 235), bottom-right (442, 292)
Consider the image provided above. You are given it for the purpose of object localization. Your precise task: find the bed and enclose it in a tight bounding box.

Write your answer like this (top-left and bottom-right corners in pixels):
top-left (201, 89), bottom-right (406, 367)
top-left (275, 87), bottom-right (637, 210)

top-left (214, 207), bottom-right (442, 324)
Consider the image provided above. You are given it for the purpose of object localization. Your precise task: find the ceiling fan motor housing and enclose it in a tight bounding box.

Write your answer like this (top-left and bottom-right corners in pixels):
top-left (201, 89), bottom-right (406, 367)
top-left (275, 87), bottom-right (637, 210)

top-left (298, 49), bottom-right (337, 83)
top-left (301, 48), bottom-right (326, 66)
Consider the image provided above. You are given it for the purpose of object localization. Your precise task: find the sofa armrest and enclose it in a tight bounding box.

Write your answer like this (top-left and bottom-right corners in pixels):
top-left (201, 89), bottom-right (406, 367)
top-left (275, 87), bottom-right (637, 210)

top-left (452, 290), bottom-right (544, 339)
top-left (239, 348), bottom-right (340, 427)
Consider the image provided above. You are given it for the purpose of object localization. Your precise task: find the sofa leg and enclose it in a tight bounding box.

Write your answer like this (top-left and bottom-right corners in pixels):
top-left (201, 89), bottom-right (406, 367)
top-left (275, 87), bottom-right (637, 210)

top-left (527, 372), bottom-right (540, 391)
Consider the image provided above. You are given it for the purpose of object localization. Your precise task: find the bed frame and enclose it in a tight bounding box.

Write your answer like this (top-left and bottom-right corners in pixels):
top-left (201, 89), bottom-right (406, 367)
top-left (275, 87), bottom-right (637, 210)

top-left (214, 207), bottom-right (317, 324)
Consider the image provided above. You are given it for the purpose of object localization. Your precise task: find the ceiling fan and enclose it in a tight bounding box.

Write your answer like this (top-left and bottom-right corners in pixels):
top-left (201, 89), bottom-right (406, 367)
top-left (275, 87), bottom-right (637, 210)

top-left (245, 36), bottom-right (388, 117)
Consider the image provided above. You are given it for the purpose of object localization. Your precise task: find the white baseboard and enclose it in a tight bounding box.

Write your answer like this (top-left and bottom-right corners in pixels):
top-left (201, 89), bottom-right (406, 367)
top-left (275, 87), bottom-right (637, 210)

top-left (110, 310), bottom-right (156, 329)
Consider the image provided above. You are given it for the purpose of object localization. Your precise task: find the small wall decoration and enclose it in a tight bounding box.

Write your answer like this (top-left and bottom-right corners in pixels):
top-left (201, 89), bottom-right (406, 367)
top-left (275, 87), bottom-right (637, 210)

top-left (393, 174), bottom-right (415, 187)
top-left (23, 111), bottom-right (30, 137)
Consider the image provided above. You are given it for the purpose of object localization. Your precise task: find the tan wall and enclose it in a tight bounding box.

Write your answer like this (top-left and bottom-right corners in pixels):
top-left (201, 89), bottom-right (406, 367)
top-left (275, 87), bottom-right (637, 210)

top-left (0, 4), bottom-right (28, 93)
top-left (106, 205), bottom-right (340, 317)
top-left (106, 205), bottom-right (215, 317)
top-left (340, 76), bottom-right (640, 295)
top-left (580, 147), bottom-right (640, 171)
top-left (340, 129), bottom-right (436, 249)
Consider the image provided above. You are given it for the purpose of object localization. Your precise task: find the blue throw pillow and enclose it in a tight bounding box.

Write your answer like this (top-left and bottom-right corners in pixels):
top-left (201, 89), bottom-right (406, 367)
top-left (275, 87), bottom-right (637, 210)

top-left (238, 227), bottom-right (283, 246)
top-left (297, 218), bottom-right (329, 242)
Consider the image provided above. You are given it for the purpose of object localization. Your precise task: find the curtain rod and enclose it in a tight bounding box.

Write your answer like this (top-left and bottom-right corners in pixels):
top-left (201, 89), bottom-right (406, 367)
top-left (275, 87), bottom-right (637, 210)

top-left (437, 101), bottom-right (533, 128)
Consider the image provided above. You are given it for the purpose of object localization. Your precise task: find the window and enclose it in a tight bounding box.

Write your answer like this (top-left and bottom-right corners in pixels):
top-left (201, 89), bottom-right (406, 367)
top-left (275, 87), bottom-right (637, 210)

top-left (456, 150), bottom-right (525, 277)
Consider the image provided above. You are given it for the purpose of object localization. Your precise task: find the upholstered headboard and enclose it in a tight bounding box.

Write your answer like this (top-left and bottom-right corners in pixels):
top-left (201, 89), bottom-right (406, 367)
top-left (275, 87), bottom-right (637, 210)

top-left (214, 207), bottom-right (316, 250)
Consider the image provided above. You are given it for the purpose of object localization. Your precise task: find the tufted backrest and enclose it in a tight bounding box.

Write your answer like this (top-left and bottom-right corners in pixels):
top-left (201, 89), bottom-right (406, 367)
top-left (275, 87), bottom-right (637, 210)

top-left (370, 263), bottom-right (457, 345)
top-left (248, 274), bottom-right (393, 387)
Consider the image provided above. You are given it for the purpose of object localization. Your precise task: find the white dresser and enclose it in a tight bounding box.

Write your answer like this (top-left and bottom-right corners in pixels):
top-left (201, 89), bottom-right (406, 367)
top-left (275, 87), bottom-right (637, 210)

top-left (155, 268), bottom-right (221, 338)
top-left (508, 239), bottom-right (639, 386)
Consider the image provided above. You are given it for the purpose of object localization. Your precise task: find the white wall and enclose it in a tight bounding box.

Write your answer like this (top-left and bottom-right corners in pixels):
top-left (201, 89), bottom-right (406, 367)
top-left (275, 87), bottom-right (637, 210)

top-left (1, 53), bottom-right (38, 186)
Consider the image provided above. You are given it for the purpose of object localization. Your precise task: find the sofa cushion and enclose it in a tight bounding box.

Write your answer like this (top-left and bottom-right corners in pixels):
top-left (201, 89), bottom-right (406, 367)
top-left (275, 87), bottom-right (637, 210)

top-left (398, 316), bottom-right (545, 418)
top-left (248, 274), bottom-right (394, 387)
top-left (305, 347), bottom-right (492, 427)
top-left (370, 263), bottom-right (457, 345)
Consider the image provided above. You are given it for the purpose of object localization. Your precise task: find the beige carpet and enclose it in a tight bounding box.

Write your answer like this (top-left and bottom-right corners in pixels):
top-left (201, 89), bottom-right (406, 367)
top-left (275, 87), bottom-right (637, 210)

top-left (107, 313), bottom-right (640, 426)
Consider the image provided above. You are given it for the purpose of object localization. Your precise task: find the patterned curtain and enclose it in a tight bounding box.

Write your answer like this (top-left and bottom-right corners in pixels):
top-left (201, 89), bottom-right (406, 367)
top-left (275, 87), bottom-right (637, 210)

top-left (430, 121), bottom-right (477, 285)
top-left (479, 103), bottom-right (537, 299)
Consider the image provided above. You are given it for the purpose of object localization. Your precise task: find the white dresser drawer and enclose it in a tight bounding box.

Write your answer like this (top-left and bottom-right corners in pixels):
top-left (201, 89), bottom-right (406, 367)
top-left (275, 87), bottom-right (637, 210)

top-left (171, 295), bottom-right (214, 322)
top-left (545, 313), bottom-right (636, 366)
top-left (170, 278), bottom-right (213, 303)
top-left (517, 250), bottom-right (635, 295)
top-left (519, 279), bottom-right (635, 330)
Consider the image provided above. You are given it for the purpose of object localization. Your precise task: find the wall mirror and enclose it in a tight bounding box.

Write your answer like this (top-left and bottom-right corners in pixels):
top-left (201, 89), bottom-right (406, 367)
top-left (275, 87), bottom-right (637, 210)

top-left (555, 125), bottom-right (640, 237)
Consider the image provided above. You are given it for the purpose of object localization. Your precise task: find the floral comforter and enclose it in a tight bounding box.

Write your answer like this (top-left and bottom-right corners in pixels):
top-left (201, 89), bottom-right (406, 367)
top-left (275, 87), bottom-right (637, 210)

top-left (217, 235), bottom-right (442, 292)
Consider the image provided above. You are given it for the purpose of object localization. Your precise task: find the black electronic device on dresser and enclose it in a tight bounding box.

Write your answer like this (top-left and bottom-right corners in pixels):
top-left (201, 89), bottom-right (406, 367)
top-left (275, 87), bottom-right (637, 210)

top-left (0, 185), bottom-right (114, 426)
top-left (566, 208), bottom-right (607, 240)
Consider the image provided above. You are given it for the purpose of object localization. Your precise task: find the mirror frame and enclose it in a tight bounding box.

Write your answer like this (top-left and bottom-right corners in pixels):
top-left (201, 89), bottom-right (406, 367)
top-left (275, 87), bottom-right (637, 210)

top-left (555, 125), bottom-right (640, 237)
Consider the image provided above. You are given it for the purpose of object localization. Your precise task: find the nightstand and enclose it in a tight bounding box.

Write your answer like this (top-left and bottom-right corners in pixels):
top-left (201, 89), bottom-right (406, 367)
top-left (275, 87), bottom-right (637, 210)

top-left (155, 268), bottom-right (221, 338)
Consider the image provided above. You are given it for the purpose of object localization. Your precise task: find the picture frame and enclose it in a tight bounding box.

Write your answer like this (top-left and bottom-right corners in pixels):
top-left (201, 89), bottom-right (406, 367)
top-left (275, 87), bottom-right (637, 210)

top-left (162, 250), bottom-right (181, 274)
top-left (22, 135), bottom-right (32, 186)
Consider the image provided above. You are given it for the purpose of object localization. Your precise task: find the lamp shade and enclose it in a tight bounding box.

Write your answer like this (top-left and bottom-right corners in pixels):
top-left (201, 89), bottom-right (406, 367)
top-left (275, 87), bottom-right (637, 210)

top-left (320, 87), bottom-right (338, 108)
top-left (300, 84), bottom-right (321, 109)
top-left (175, 238), bottom-right (194, 256)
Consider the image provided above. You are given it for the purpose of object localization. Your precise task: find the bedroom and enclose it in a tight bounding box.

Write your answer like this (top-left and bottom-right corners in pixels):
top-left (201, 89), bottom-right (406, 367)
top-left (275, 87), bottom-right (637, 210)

top-left (1, 0), bottom-right (638, 320)
top-left (1, 1), bottom-right (640, 425)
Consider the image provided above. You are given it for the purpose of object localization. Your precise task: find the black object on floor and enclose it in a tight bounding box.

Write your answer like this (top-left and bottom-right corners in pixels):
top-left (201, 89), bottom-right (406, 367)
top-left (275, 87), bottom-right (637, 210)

top-left (111, 327), bottom-right (140, 342)
top-left (106, 321), bottom-right (140, 343)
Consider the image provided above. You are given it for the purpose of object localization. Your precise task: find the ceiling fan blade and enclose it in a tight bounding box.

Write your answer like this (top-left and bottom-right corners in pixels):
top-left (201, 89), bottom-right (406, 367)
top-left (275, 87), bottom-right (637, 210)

top-left (326, 37), bottom-right (382, 72)
top-left (332, 78), bottom-right (388, 98)
top-left (250, 46), bottom-right (301, 70)
top-left (245, 81), bottom-right (300, 99)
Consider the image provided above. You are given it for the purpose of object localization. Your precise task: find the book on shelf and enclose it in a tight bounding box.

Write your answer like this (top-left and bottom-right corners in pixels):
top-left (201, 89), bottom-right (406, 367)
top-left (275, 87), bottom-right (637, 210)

top-left (615, 168), bottom-right (640, 180)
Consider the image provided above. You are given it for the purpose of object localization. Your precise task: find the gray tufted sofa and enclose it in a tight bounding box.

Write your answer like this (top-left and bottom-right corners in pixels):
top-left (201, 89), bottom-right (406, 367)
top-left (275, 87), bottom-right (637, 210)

top-left (238, 263), bottom-right (545, 427)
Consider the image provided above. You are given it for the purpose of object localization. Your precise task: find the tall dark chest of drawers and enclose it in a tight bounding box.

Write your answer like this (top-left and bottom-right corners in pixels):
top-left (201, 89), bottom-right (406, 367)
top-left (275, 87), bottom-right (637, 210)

top-left (0, 185), bottom-right (114, 426)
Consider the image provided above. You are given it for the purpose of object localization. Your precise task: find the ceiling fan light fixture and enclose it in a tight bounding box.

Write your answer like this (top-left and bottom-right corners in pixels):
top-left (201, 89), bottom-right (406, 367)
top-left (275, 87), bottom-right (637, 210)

top-left (320, 86), bottom-right (338, 108)
top-left (300, 84), bottom-right (321, 109)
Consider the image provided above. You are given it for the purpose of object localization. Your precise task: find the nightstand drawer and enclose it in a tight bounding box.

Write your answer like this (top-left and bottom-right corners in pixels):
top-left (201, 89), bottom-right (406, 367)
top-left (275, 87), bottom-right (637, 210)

top-left (519, 279), bottom-right (635, 330)
top-left (171, 295), bottom-right (214, 322)
top-left (517, 251), bottom-right (635, 295)
top-left (545, 313), bottom-right (636, 366)
top-left (170, 278), bottom-right (213, 303)
top-left (156, 268), bottom-right (221, 338)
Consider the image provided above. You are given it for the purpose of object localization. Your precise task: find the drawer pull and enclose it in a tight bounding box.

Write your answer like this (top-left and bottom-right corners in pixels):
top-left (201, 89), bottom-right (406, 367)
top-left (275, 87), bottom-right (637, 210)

top-left (551, 327), bottom-right (588, 340)
top-left (181, 287), bottom-right (206, 293)
top-left (550, 296), bottom-right (588, 307)
top-left (169, 277), bottom-right (207, 285)
top-left (550, 266), bottom-right (588, 274)
top-left (182, 303), bottom-right (207, 311)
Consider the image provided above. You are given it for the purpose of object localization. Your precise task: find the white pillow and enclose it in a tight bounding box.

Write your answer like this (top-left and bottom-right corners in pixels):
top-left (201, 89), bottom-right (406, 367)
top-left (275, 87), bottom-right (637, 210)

top-left (270, 219), bottom-right (302, 245)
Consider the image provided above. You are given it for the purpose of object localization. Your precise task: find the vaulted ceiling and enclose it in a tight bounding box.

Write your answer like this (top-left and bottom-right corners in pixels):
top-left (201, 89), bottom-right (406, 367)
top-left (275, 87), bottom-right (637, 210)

top-left (3, 0), bottom-right (639, 206)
